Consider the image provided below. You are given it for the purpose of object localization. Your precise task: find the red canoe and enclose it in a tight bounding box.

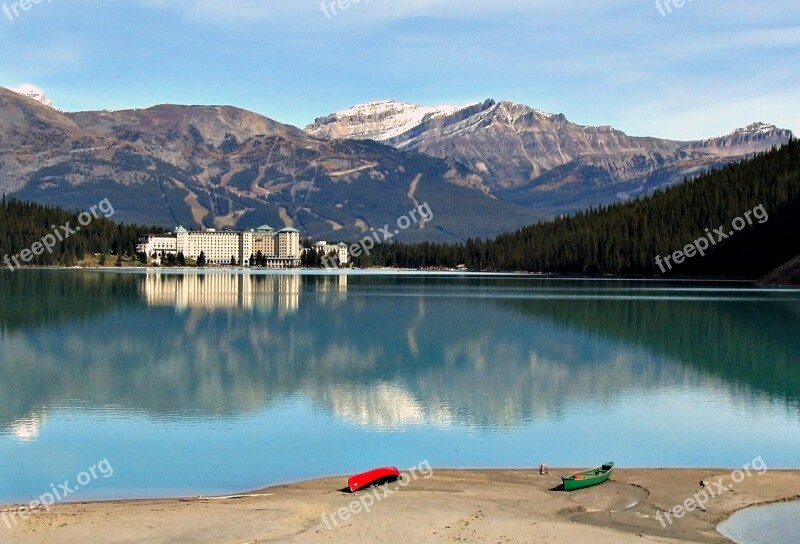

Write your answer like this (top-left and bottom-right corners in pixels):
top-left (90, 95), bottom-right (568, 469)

top-left (348, 466), bottom-right (401, 492)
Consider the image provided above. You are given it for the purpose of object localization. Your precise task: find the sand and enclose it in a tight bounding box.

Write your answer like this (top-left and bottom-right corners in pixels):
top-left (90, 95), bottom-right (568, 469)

top-left (2, 468), bottom-right (799, 543)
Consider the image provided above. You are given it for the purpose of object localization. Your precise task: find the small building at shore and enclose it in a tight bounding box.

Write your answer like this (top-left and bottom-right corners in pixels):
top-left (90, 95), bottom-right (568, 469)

top-left (310, 241), bottom-right (350, 266)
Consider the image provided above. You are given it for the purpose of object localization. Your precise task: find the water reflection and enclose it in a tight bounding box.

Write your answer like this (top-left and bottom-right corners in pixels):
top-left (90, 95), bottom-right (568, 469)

top-left (2, 272), bottom-right (800, 501)
top-left (505, 291), bottom-right (800, 404)
top-left (1, 272), bottom-right (799, 434)
top-left (326, 383), bottom-right (455, 429)
top-left (10, 414), bottom-right (46, 442)
top-left (140, 271), bottom-right (305, 313)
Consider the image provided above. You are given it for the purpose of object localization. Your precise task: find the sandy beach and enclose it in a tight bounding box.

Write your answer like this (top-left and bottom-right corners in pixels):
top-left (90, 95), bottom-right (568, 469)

top-left (2, 468), bottom-right (799, 543)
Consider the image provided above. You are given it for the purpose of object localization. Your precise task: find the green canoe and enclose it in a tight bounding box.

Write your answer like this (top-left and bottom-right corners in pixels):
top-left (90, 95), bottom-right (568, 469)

top-left (561, 462), bottom-right (614, 491)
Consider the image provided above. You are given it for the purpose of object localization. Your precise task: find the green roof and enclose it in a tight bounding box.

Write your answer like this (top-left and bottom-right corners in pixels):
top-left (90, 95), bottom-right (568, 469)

top-left (256, 225), bottom-right (274, 232)
top-left (175, 226), bottom-right (188, 233)
top-left (278, 227), bottom-right (300, 233)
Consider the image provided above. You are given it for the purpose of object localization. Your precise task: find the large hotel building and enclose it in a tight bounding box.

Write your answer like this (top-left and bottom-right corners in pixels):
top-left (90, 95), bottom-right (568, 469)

top-left (137, 225), bottom-right (301, 267)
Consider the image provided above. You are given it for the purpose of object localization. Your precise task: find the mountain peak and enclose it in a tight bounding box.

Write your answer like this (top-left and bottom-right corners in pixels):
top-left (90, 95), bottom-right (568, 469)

top-left (689, 122), bottom-right (793, 154)
top-left (67, 103), bottom-right (306, 146)
top-left (8, 84), bottom-right (54, 109)
top-left (742, 122), bottom-right (778, 133)
top-left (335, 99), bottom-right (474, 118)
top-left (307, 99), bottom-right (480, 141)
top-left (338, 99), bottom-right (420, 115)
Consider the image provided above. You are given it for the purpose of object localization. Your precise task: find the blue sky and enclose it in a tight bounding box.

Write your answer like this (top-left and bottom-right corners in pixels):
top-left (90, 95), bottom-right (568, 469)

top-left (0, 0), bottom-right (798, 140)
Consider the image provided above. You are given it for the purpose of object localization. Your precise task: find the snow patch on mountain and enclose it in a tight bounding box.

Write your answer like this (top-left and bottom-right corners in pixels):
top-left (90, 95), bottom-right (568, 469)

top-left (308, 99), bottom-right (479, 141)
top-left (711, 122), bottom-right (780, 139)
top-left (9, 84), bottom-right (54, 109)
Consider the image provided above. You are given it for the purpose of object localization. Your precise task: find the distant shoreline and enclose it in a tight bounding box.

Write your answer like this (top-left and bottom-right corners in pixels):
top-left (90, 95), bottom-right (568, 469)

top-left (10, 265), bottom-right (800, 289)
top-left (5, 265), bottom-right (780, 281)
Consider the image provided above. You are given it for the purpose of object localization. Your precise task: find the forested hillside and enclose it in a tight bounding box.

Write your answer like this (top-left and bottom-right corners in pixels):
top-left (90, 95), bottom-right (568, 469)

top-left (354, 140), bottom-right (800, 277)
top-left (3, 140), bottom-right (799, 277)
top-left (0, 197), bottom-right (159, 268)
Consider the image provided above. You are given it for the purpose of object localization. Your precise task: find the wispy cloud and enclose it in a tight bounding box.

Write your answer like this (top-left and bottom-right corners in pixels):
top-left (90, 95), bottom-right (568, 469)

top-left (138, 0), bottom-right (625, 25)
top-left (3, 43), bottom-right (83, 79)
top-left (139, 0), bottom-right (300, 23)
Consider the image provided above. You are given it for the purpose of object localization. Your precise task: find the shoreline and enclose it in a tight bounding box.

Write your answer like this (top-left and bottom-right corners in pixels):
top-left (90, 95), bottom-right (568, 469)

top-left (4, 468), bottom-right (800, 543)
top-left (8, 265), bottom-right (775, 281)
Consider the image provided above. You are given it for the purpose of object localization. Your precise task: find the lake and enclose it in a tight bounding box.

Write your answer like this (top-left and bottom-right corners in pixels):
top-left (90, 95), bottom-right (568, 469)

top-left (1, 270), bottom-right (799, 503)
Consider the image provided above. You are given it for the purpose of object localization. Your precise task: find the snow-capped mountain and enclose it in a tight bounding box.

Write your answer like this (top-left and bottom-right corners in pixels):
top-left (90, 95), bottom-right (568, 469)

top-left (307, 99), bottom-right (476, 141)
top-left (306, 99), bottom-right (793, 200)
top-left (9, 84), bottom-right (55, 109)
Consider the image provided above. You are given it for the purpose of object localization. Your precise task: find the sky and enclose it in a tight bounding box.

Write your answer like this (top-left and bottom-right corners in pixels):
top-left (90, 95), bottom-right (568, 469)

top-left (0, 0), bottom-right (798, 140)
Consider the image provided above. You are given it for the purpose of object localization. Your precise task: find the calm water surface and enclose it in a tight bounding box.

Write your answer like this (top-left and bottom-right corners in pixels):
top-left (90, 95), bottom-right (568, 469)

top-left (718, 501), bottom-right (800, 543)
top-left (1, 270), bottom-right (799, 502)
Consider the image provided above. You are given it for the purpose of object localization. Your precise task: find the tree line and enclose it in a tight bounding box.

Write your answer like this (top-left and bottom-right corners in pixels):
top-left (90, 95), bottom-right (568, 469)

top-left (353, 140), bottom-right (800, 278)
top-left (0, 196), bottom-right (163, 268)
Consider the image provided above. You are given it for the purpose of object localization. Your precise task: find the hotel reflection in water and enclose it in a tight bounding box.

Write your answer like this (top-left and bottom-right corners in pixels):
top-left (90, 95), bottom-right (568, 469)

top-left (139, 272), bottom-right (348, 312)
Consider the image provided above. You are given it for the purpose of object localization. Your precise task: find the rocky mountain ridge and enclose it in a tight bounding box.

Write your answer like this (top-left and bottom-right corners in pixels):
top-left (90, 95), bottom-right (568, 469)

top-left (307, 99), bottom-right (793, 204)
top-left (1, 84), bottom-right (793, 241)
top-left (0, 87), bottom-right (541, 242)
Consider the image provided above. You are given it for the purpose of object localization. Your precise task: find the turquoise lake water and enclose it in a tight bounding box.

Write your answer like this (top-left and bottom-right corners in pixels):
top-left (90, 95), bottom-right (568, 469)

top-left (1, 270), bottom-right (799, 503)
